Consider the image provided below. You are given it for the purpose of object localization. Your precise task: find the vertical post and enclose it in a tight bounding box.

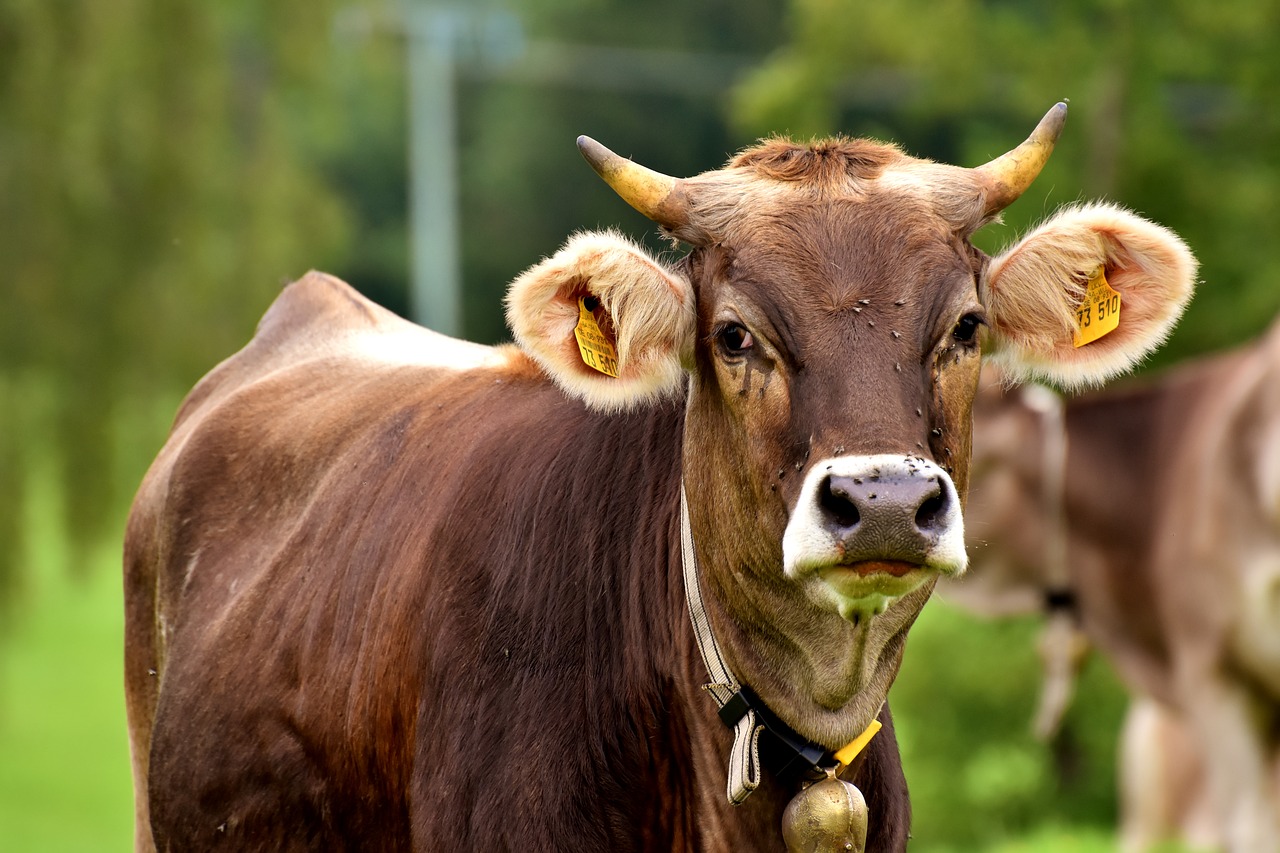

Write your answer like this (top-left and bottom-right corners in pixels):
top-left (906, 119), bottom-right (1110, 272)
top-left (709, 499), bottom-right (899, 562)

top-left (406, 4), bottom-right (461, 334)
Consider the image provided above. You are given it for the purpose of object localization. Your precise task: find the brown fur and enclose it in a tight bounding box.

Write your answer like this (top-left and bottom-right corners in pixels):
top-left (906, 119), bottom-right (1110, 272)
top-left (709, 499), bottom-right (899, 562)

top-left (127, 274), bottom-right (925, 852)
top-left (727, 137), bottom-right (905, 186)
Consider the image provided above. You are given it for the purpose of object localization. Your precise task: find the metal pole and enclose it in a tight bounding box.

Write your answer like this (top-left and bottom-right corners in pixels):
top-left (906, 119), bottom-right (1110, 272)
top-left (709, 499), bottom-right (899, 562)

top-left (406, 5), bottom-right (460, 334)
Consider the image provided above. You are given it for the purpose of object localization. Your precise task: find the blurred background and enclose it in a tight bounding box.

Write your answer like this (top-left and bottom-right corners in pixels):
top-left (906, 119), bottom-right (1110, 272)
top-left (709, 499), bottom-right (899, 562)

top-left (2, 0), bottom-right (1277, 849)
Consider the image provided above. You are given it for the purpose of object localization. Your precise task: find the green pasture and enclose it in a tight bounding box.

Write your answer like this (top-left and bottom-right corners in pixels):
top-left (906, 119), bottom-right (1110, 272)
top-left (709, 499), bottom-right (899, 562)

top-left (0, 531), bottom-right (132, 849)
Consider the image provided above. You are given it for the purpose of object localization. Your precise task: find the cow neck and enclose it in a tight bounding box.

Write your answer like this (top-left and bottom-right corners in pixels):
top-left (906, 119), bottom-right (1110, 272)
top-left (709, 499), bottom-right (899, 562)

top-left (1023, 385), bottom-right (1087, 739)
top-left (678, 483), bottom-right (881, 806)
top-left (1021, 384), bottom-right (1073, 608)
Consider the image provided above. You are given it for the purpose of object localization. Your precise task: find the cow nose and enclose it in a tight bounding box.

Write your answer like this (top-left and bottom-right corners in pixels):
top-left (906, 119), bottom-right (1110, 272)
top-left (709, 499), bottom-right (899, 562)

top-left (818, 472), bottom-right (950, 543)
top-left (782, 454), bottom-right (967, 579)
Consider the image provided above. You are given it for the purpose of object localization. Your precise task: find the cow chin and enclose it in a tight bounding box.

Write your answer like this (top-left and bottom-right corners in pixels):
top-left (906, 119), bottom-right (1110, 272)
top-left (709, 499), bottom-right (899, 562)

top-left (814, 562), bottom-right (933, 622)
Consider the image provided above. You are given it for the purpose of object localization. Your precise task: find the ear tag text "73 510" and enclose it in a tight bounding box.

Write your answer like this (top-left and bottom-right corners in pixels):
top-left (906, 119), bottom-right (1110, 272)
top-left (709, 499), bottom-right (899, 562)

top-left (1072, 267), bottom-right (1121, 348)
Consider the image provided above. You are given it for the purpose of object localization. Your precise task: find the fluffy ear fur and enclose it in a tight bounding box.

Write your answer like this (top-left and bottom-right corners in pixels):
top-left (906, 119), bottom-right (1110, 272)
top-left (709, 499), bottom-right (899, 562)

top-left (982, 203), bottom-right (1197, 388)
top-left (505, 230), bottom-right (695, 411)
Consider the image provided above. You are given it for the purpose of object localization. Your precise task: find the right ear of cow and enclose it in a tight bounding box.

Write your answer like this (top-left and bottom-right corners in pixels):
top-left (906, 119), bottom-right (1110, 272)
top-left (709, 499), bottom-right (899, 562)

top-left (981, 202), bottom-right (1197, 388)
top-left (506, 230), bottom-right (696, 411)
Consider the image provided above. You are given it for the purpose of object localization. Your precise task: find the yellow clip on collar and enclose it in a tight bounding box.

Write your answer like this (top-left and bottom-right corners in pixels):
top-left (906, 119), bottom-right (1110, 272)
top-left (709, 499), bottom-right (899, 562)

top-left (833, 718), bottom-right (882, 769)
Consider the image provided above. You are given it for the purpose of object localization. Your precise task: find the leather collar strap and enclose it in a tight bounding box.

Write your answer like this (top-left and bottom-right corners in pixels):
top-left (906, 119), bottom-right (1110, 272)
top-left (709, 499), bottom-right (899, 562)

top-left (680, 484), bottom-right (763, 804)
top-left (679, 485), bottom-right (881, 804)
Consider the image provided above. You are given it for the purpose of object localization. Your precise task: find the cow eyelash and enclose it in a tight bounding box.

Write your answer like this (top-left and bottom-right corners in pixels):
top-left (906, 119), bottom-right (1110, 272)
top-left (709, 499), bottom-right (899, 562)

top-left (952, 313), bottom-right (985, 345)
top-left (716, 323), bottom-right (755, 355)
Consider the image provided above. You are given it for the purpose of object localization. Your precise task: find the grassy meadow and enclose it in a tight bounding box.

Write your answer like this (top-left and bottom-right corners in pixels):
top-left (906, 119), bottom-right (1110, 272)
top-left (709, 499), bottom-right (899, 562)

top-left (0, 525), bottom-right (132, 849)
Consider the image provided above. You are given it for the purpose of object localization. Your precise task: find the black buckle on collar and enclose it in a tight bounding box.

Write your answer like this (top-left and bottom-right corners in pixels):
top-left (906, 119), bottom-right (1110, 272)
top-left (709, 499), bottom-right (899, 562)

top-left (719, 686), bottom-right (830, 782)
top-left (1044, 587), bottom-right (1077, 612)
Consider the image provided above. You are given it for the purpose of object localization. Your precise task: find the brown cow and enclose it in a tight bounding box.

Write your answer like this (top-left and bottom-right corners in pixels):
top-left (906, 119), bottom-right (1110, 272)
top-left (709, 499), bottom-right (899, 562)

top-left (124, 104), bottom-right (1196, 851)
top-left (951, 326), bottom-right (1280, 851)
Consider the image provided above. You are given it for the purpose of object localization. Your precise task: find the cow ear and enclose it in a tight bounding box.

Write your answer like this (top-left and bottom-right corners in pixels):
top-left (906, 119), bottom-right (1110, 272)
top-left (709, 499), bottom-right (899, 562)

top-left (506, 230), bottom-right (695, 411)
top-left (981, 203), bottom-right (1196, 388)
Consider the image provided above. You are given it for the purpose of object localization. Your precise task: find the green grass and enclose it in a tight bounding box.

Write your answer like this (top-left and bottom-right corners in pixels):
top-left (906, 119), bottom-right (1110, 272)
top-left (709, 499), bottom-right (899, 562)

top-left (0, 516), bottom-right (133, 850)
top-left (892, 600), bottom-right (1128, 850)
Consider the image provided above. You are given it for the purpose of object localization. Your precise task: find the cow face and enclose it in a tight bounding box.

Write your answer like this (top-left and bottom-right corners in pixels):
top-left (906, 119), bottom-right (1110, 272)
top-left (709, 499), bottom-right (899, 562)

top-left (507, 105), bottom-right (1195, 743)
top-left (678, 188), bottom-right (977, 614)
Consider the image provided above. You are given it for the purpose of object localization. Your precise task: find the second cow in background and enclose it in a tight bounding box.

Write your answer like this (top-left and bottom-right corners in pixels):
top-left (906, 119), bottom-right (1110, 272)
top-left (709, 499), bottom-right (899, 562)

top-left (948, 326), bottom-right (1280, 852)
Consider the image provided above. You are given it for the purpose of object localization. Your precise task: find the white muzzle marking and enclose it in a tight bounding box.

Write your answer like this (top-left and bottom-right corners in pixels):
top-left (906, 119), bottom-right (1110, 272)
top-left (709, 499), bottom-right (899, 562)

top-left (782, 453), bottom-right (967, 618)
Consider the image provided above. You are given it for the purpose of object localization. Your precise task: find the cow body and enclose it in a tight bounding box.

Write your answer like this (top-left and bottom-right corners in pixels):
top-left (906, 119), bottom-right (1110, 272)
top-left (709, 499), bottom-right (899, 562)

top-left (126, 109), bottom-right (1196, 850)
top-left (954, 326), bottom-right (1280, 851)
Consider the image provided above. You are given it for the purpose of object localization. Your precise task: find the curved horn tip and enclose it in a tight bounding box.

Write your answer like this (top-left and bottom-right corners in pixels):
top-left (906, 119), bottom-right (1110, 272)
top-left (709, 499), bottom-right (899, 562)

top-left (975, 101), bottom-right (1071, 217)
top-left (1033, 102), bottom-right (1069, 144)
top-left (573, 135), bottom-right (682, 226)
top-left (576, 135), bottom-right (613, 174)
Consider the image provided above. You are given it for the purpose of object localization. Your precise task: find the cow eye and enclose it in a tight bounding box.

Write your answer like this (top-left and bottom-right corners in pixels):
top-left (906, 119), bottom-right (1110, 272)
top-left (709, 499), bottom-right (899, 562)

top-left (952, 313), bottom-right (984, 345)
top-left (718, 323), bottom-right (755, 355)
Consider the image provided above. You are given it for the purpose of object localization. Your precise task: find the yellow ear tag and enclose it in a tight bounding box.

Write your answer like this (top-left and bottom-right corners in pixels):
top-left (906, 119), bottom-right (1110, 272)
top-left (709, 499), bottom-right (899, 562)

top-left (1072, 267), bottom-right (1121, 348)
top-left (574, 296), bottom-right (619, 377)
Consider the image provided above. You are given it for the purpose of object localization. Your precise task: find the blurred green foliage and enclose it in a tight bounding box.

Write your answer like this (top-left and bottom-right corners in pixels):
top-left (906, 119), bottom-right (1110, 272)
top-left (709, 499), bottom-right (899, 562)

top-left (892, 602), bottom-right (1131, 850)
top-left (0, 0), bottom-right (354, 597)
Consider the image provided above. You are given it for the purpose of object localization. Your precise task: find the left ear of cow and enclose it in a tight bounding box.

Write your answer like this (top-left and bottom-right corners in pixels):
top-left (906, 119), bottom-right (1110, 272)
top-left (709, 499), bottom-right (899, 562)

top-left (981, 202), bottom-right (1197, 388)
top-left (506, 230), bottom-right (696, 411)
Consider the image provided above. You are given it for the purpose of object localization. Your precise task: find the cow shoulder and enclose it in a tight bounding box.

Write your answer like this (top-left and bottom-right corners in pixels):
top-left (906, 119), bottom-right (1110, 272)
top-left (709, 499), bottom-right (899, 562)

top-left (174, 272), bottom-right (517, 430)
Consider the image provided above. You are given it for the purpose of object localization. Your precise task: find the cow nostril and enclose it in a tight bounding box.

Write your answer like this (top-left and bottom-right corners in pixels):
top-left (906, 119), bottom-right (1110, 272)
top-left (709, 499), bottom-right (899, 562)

top-left (914, 489), bottom-right (947, 531)
top-left (819, 477), bottom-right (860, 530)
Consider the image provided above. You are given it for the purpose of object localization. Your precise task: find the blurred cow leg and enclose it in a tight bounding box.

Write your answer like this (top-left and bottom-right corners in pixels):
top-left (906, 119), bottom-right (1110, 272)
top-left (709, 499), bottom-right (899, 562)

top-left (1179, 675), bottom-right (1280, 852)
top-left (1118, 697), bottom-right (1218, 852)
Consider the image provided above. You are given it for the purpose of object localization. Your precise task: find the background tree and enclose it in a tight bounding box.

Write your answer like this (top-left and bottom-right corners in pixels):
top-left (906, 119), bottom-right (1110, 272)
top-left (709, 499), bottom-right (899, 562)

top-left (0, 0), bottom-right (352, 598)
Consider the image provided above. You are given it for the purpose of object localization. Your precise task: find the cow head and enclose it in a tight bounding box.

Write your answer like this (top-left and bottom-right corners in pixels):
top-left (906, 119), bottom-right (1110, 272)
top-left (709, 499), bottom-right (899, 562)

top-left (507, 104), bottom-right (1195, 746)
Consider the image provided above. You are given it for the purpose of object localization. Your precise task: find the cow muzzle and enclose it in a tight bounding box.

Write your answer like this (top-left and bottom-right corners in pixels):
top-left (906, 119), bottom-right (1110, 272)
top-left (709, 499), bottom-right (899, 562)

top-left (782, 454), bottom-right (967, 620)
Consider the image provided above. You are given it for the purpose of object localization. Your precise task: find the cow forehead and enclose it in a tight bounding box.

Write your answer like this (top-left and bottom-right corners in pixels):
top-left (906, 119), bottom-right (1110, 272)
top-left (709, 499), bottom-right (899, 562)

top-left (686, 138), bottom-right (987, 241)
top-left (696, 195), bottom-right (981, 347)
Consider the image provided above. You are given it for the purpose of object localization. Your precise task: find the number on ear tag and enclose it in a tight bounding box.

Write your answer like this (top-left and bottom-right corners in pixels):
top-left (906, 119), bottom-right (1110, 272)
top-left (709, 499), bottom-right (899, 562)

top-left (574, 296), bottom-right (619, 376)
top-left (1072, 267), bottom-right (1122, 348)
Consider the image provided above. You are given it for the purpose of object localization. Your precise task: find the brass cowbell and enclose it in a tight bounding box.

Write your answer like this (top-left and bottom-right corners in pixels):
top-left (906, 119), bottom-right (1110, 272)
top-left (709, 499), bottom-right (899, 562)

top-left (780, 770), bottom-right (869, 853)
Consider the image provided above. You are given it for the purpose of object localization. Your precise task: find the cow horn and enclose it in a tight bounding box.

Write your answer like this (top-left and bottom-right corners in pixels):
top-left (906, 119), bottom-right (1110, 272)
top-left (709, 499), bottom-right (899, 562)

top-left (974, 102), bottom-right (1069, 216)
top-left (577, 136), bottom-right (688, 229)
